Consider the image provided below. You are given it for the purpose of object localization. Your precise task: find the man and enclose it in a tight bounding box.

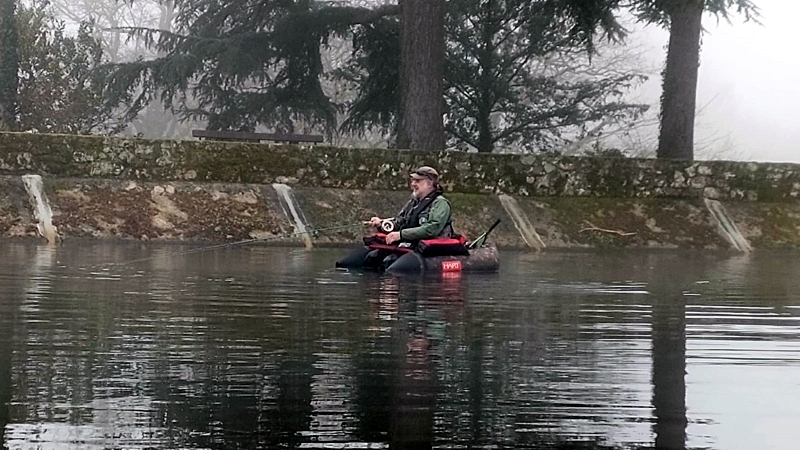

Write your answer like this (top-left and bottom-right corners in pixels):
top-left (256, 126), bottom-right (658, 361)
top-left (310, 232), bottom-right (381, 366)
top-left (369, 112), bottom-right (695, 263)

top-left (369, 166), bottom-right (454, 245)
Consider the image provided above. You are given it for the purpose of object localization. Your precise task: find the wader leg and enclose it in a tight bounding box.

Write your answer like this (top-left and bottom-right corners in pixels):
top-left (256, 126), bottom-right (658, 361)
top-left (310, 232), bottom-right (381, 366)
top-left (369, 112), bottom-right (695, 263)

top-left (379, 253), bottom-right (400, 272)
top-left (364, 249), bottom-right (386, 269)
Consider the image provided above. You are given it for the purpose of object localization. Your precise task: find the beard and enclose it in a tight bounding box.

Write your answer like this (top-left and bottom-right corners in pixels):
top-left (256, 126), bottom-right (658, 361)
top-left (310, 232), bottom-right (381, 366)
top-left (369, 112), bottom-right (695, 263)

top-left (411, 181), bottom-right (433, 200)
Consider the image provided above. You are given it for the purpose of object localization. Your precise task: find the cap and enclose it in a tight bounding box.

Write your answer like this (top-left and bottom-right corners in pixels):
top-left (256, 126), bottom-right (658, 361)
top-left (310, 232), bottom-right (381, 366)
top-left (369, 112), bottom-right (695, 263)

top-left (410, 166), bottom-right (439, 181)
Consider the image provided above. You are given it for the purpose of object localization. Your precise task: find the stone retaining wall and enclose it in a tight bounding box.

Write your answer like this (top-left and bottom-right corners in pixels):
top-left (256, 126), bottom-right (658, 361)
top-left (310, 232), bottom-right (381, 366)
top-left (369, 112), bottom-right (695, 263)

top-left (2, 132), bottom-right (799, 201)
top-left (2, 132), bottom-right (800, 251)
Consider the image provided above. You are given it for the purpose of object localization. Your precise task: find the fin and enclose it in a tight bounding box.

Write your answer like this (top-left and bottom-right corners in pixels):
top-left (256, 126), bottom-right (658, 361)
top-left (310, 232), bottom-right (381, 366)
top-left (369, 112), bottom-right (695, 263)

top-left (467, 219), bottom-right (501, 249)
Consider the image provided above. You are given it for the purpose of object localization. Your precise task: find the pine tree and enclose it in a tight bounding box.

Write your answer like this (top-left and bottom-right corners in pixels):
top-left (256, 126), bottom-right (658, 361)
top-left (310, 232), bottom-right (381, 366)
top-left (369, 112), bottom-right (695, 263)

top-left (632, 0), bottom-right (758, 160)
top-left (102, 1), bottom-right (388, 134)
top-left (102, 0), bottom-right (629, 150)
top-left (443, 0), bottom-right (647, 152)
top-left (341, 0), bottom-right (646, 152)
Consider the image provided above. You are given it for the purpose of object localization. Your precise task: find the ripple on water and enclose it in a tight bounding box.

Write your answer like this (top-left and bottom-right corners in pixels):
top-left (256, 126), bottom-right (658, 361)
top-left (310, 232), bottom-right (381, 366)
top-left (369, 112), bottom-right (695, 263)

top-left (2, 245), bottom-right (800, 449)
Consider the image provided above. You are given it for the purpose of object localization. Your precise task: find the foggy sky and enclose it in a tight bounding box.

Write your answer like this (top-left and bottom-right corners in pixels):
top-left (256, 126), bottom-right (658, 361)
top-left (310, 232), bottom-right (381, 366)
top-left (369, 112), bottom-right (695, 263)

top-left (634, 0), bottom-right (800, 163)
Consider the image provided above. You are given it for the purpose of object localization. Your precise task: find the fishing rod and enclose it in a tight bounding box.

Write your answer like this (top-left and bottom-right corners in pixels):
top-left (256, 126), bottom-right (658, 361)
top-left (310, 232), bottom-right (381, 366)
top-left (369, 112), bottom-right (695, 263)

top-left (107, 222), bottom-right (367, 267)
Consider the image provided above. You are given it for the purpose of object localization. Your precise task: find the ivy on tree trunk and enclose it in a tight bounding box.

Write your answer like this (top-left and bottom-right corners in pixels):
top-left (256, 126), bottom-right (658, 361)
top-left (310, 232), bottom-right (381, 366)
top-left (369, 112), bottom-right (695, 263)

top-left (397, 0), bottom-right (445, 151)
top-left (0, 0), bottom-right (18, 131)
top-left (657, 0), bottom-right (704, 160)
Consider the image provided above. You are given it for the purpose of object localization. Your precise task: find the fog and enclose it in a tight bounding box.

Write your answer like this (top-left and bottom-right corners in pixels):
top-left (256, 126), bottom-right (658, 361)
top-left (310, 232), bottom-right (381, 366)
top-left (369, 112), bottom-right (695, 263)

top-left (41, 0), bottom-right (799, 162)
top-left (634, 0), bottom-right (800, 163)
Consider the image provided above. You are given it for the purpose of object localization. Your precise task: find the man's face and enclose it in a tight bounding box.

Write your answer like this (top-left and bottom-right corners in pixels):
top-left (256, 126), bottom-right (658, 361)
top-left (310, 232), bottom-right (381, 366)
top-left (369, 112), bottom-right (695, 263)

top-left (410, 176), bottom-right (434, 199)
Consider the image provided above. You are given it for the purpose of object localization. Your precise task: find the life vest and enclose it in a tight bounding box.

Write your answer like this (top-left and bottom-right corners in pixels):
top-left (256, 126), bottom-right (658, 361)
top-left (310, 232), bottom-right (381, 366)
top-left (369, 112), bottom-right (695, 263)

top-left (398, 190), bottom-right (454, 238)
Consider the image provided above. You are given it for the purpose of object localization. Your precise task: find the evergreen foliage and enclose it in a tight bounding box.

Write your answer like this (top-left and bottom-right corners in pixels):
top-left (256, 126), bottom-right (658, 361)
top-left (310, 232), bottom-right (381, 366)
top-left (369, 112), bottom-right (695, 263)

top-left (443, 0), bottom-right (647, 152)
top-left (102, 0), bottom-right (379, 132)
top-left (102, 0), bottom-right (645, 151)
top-left (336, 18), bottom-right (400, 138)
top-left (16, 3), bottom-right (125, 133)
top-left (631, 0), bottom-right (758, 26)
top-left (340, 0), bottom-right (647, 152)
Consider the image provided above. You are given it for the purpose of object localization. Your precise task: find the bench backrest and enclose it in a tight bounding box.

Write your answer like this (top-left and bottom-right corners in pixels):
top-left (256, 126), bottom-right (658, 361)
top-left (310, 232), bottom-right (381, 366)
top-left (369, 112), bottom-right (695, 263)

top-left (192, 129), bottom-right (323, 144)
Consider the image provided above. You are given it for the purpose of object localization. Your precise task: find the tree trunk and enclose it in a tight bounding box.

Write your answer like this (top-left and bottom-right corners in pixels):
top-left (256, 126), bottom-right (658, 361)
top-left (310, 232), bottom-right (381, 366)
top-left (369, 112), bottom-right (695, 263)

top-left (657, 0), bottom-right (704, 160)
top-left (397, 0), bottom-right (445, 150)
top-left (476, 0), bottom-right (495, 153)
top-left (0, 0), bottom-right (19, 131)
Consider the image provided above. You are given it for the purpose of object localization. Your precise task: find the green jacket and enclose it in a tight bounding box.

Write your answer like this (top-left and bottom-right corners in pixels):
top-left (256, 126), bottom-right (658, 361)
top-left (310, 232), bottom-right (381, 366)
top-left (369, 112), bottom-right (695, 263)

top-left (395, 193), bottom-right (453, 242)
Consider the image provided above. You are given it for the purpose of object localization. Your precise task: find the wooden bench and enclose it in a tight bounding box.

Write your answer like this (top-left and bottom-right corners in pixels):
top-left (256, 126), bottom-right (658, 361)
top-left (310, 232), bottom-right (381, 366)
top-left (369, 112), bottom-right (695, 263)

top-left (191, 129), bottom-right (324, 144)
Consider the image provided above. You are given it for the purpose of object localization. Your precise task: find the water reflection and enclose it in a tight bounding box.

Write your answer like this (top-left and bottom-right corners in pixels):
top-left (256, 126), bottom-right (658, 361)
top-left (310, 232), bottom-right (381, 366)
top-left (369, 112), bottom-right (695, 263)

top-left (0, 248), bottom-right (15, 448)
top-left (358, 277), bottom-right (438, 449)
top-left (1, 243), bottom-right (799, 449)
top-left (649, 259), bottom-right (691, 450)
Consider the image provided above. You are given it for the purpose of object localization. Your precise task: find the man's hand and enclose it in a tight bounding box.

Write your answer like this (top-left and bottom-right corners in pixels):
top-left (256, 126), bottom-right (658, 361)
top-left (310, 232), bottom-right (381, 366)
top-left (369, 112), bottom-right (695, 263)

top-left (385, 231), bottom-right (401, 245)
top-left (368, 216), bottom-right (382, 227)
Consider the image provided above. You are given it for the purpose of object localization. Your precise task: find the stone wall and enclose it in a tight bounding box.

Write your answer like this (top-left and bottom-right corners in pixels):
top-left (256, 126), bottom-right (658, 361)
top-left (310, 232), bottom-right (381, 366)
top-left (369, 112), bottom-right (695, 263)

top-left (2, 132), bottom-right (800, 251)
top-left (2, 132), bottom-right (799, 202)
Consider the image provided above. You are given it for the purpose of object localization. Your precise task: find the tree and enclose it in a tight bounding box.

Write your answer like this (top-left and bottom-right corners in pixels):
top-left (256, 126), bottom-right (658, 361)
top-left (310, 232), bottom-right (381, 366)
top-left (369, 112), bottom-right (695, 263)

top-left (340, 0), bottom-right (646, 153)
top-left (632, 0), bottom-right (758, 160)
top-left (44, 0), bottom-right (196, 138)
top-left (397, 0), bottom-right (445, 150)
top-left (0, 0), bottom-right (19, 131)
top-left (16, 2), bottom-right (126, 133)
top-left (443, 0), bottom-right (647, 153)
top-left (48, 0), bottom-right (166, 63)
top-left (101, 0), bottom-right (354, 134)
top-left (102, 0), bottom-right (627, 150)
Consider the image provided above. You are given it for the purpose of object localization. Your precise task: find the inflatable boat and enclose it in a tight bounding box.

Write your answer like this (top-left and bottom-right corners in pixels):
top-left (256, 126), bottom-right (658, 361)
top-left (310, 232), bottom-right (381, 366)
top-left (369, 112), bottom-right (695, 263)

top-left (335, 244), bottom-right (499, 274)
top-left (335, 232), bottom-right (500, 274)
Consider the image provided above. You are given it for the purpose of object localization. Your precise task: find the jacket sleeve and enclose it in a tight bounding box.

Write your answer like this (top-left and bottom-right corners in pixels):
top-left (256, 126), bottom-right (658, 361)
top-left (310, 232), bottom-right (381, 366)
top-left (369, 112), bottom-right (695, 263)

top-left (399, 197), bottom-right (451, 241)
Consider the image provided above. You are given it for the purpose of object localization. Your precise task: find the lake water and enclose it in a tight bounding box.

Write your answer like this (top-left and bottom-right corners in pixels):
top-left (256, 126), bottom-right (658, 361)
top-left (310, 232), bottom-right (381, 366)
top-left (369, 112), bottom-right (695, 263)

top-left (1, 241), bottom-right (799, 449)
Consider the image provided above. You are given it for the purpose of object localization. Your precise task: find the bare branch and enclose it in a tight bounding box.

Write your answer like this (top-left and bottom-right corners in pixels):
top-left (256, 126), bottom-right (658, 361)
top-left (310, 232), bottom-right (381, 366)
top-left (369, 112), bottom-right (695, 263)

top-left (579, 222), bottom-right (637, 237)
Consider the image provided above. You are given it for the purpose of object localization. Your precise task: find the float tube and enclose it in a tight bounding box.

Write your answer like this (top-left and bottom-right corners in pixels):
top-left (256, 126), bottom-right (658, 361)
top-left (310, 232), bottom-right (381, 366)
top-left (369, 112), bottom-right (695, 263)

top-left (335, 234), bottom-right (500, 274)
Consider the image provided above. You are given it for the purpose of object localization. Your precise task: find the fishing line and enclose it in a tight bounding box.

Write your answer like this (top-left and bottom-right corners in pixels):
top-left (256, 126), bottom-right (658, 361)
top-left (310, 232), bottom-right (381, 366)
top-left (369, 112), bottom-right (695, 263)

top-left (103, 222), bottom-right (367, 268)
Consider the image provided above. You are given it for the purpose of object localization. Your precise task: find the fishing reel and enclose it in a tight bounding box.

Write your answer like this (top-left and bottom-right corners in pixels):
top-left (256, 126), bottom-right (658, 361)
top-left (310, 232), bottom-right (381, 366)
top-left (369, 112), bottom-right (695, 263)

top-left (379, 218), bottom-right (396, 233)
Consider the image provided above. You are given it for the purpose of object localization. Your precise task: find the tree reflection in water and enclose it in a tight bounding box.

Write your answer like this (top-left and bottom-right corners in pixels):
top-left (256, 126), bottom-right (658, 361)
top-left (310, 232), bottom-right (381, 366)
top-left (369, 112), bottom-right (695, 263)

top-left (2, 245), bottom-right (799, 449)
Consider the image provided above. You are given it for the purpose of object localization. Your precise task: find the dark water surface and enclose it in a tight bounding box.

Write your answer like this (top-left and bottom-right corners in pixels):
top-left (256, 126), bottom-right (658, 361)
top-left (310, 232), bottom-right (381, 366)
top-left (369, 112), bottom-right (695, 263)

top-left (1, 242), bottom-right (799, 449)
